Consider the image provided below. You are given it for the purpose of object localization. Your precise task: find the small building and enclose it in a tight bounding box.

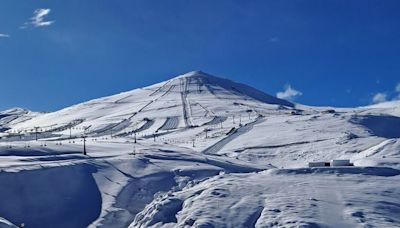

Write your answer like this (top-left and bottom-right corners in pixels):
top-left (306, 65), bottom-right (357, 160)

top-left (330, 159), bottom-right (353, 167)
top-left (308, 162), bottom-right (330, 167)
top-left (309, 159), bottom-right (353, 167)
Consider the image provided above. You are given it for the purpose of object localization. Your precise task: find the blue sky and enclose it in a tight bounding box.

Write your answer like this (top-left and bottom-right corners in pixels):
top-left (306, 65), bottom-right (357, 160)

top-left (1, 0), bottom-right (400, 111)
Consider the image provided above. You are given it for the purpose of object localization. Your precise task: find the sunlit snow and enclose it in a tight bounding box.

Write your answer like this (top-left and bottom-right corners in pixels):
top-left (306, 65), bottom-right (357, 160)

top-left (1, 71), bottom-right (400, 227)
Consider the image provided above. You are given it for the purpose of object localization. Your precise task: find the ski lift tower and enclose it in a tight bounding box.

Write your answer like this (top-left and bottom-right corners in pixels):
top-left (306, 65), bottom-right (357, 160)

top-left (34, 126), bottom-right (40, 141)
top-left (82, 135), bottom-right (87, 155)
top-left (81, 126), bottom-right (90, 156)
top-left (204, 128), bottom-right (211, 139)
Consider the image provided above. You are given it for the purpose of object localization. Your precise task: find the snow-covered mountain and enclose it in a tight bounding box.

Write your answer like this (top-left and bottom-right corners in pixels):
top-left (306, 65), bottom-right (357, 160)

top-left (0, 108), bottom-right (40, 135)
top-left (7, 71), bottom-right (292, 138)
top-left (1, 71), bottom-right (400, 228)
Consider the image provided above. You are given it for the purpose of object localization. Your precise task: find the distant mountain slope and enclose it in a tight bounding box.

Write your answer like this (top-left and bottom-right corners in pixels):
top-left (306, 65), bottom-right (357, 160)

top-left (0, 108), bottom-right (40, 132)
top-left (7, 71), bottom-right (294, 136)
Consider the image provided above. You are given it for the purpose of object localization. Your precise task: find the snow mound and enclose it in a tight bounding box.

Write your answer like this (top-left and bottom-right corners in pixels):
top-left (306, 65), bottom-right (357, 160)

top-left (131, 170), bottom-right (400, 227)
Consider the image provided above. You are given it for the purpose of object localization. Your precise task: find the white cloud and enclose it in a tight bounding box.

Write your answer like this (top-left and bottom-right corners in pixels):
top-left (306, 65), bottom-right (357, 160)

top-left (276, 84), bottom-right (302, 101)
top-left (369, 82), bottom-right (400, 104)
top-left (372, 92), bottom-right (387, 104)
top-left (22, 8), bottom-right (54, 28)
top-left (0, 33), bottom-right (10, 38)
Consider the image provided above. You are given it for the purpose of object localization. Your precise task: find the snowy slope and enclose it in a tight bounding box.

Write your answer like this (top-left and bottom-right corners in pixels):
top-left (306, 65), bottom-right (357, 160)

top-left (1, 71), bottom-right (400, 228)
top-left (5, 71), bottom-right (292, 138)
top-left (0, 108), bottom-right (41, 139)
top-left (132, 167), bottom-right (400, 227)
top-left (0, 108), bottom-right (40, 129)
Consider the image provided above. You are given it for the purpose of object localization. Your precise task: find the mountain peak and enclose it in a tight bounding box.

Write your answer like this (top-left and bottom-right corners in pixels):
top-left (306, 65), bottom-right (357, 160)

top-left (170, 70), bottom-right (294, 108)
top-left (175, 70), bottom-right (210, 79)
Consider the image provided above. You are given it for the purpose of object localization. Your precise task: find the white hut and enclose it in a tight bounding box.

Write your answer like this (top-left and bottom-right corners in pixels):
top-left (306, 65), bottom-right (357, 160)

top-left (330, 159), bottom-right (352, 167)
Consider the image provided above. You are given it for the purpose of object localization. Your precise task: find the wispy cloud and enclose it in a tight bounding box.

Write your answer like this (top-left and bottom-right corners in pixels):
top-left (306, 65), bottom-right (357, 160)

top-left (371, 82), bottom-right (400, 104)
top-left (276, 84), bottom-right (302, 101)
top-left (0, 33), bottom-right (10, 38)
top-left (372, 92), bottom-right (387, 104)
top-left (21, 8), bottom-right (55, 28)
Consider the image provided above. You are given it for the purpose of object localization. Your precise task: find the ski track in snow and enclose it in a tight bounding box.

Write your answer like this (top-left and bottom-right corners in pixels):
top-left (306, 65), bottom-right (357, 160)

top-left (180, 78), bottom-right (193, 127)
top-left (157, 117), bottom-right (179, 131)
top-left (203, 117), bottom-right (265, 155)
top-left (309, 176), bottom-right (355, 227)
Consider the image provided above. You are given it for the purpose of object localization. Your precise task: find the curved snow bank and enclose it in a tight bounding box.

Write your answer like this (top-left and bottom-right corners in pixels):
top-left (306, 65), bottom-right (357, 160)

top-left (0, 164), bottom-right (101, 228)
top-left (131, 169), bottom-right (400, 227)
top-left (97, 171), bottom-right (181, 228)
top-left (0, 217), bottom-right (17, 228)
top-left (91, 149), bottom-right (262, 227)
top-left (352, 138), bottom-right (400, 168)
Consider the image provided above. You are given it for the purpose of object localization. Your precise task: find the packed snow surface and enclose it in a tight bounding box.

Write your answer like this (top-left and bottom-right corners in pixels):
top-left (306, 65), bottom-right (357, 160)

top-left (1, 71), bottom-right (400, 227)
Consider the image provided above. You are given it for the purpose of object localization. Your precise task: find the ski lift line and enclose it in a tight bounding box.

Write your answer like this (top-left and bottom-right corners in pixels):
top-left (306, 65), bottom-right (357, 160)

top-left (148, 79), bottom-right (173, 96)
top-left (136, 104), bottom-right (180, 112)
top-left (82, 82), bottom-right (175, 137)
top-left (113, 119), bottom-right (145, 137)
top-left (196, 102), bottom-right (215, 116)
top-left (159, 85), bottom-right (176, 98)
top-left (88, 108), bottom-right (151, 136)
top-left (186, 77), bottom-right (195, 118)
top-left (124, 84), bottom-right (176, 122)
top-left (180, 78), bottom-right (194, 127)
top-left (13, 119), bottom-right (85, 135)
top-left (193, 76), bottom-right (206, 94)
top-left (115, 80), bottom-right (175, 104)
top-left (113, 94), bottom-right (136, 104)
top-left (136, 85), bottom-right (176, 115)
